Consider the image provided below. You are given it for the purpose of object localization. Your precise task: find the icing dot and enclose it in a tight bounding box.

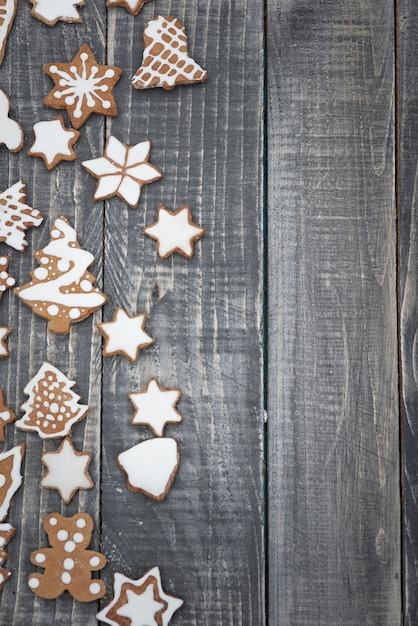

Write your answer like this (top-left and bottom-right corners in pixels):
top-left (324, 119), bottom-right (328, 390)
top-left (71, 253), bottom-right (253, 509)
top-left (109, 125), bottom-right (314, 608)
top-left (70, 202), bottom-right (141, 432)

top-left (29, 578), bottom-right (40, 589)
top-left (105, 69), bottom-right (115, 78)
top-left (63, 558), bottom-right (74, 570)
top-left (47, 305), bottom-right (59, 316)
top-left (74, 110), bottom-right (82, 119)
top-left (35, 553), bottom-right (46, 564)
top-left (49, 65), bottom-right (58, 73)
top-left (0, 474), bottom-right (5, 488)
top-left (64, 540), bottom-right (76, 553)
top-left (57, 259), bottom-right (70, 272)
top-left (57, 530), bottom-right (68, 541)
top-left (89, 582), bottom-right (101, 595)
top-left (73, 532), bottom-right (84, 544)
top-left (51, 229), bottom-right (60, 239)
top-left (41, 257), bottom-right (49, 264)
top-left (0, 271), bottom-right (7, 279)
top-left (50, 402), bottom-right (59, 414)
top-left (102, 101), bottom-right (111, 110)
top-left (49, 517), bottom-right (57, 526)
top-left (69, 308), bottom-right (80, 320)
top-left (0, 286), bottom-right (5, 292)
top-left (34, 268), bottom-right (48, 280)
top-left (61, 572), bottom-right (72, 584)
top-left (89, 556), bottom-right (100, 567)
top-left (80, 54), bottom-right (88, 61)
top-left (0, 257), bottom-right (7, 265)
top-left (76, 518), bottom-right (87, 529)
top-left (80, 280), bottom-right (92, 292)
top-left (6, 277), bottom-right (14, 286)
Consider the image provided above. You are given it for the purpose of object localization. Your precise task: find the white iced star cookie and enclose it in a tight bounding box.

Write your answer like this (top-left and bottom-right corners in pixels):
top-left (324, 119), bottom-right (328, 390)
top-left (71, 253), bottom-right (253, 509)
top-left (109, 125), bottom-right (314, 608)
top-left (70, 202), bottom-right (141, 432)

top-left (106, 0), bottom-right (151, 16)
top-left (41, 437), bottom-right (93, 504)
top-left (82, 136), bottom-right (163, 208)
top-left (117, 438), bottom-right (179, 501)
top-left (0, 327), bottom-right (11, 359)
top-left (129, 378), bottom-right (182, 437)
top-left (97, 567), bottom-right (183, 626)
top-left (28, 116), bottom-right (80, 170)
top-left (0, 90), bottom-right (23, 153)
top-left (144, 205), bottom-right (205, 258)
top-left (97, 307), bottom-right (154, 363)
top-left (28, 0), bottom-right (84, 25)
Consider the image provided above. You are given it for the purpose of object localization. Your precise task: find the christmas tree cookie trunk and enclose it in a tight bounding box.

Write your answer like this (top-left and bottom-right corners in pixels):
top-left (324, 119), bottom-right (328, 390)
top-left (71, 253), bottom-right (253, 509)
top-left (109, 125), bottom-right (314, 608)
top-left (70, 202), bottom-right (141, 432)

top-left (15, 216), bottom-right (107, 334)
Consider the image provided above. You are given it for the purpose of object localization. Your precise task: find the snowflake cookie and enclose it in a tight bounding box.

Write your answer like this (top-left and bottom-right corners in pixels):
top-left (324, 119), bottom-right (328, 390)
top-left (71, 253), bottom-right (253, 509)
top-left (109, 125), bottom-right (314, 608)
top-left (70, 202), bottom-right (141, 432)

top-left (132, 16), bottom-right (207, 91)
top-left (43, 44), bottom-right (122, 129)
top-left (117, 438), bottom-right (179, 501)
top-left (97, 307), bottom-right (154, 363)
top-left (41, 437), bottom-right (93, 503)
top-left (0, 0), bottom-right (16, 65)
top-left (0, 389), bottom-right (15, 440)
top-left (82, 136), bottom-right (163, 208)
top-left (28, 116), bottom-right (80, 170)
top-left (144, 205), bottom-right (205, 258)
top-left (15, 216), bottom-right (108, 334)
top-left (0, 89), bottom-right (23, 153)
top-left (28, 512), bottom-right (106, 601)
top-left (97, 567), bottom-right (183, 626)
top-left (16, 362), bottom-right (89, 439)
top-left (0, 181), bottom-right (44, 252)
top-left (0, 523), bottom-right (15, 590)
top-left (0, 444), bottom-right (25, 521)
top-left (28, 0), bottom-right (85, 26)
top-left (129, 378), bottom-right (182, 437)
top-left (0, 256), bottom-right (15, 299)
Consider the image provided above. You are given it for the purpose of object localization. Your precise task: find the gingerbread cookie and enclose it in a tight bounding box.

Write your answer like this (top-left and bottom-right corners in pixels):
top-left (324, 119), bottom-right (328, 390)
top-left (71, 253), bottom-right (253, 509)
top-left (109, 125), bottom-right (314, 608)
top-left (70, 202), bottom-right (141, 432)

top-left (28, 512), bottom-right (106, 601)
top-left (97, 307), bottom-right (154, 362)
top-left (0, 327), bottom-right (11, 359)
top-left (0, 256), bottom-right (14, 300)
top-left (41, 437), bottom-right (93, 503)
top-left (28, 0), bottom-right (84, 25)
top-left (16, 362), bottom-right (89, 439)
top-left (82, 136), bottom-right (163, 208)
top-left (132, 16), bottom-right (207, 91)
top-left (144, 205), bottom-right (205, 258)
top-left (28, 116), bottom-right (80, 170)
top-left (0, 89), bottom-right (23, 153)
top-left (117, 438), bottom-right (179, 501)
top-left (0, 523), bottom-right (15, 590)
top-left (43, 44), bottom-right (122, 129)
top-left (96, 567), bottom-right (183, 626)
top-left (0, 444), bottom-right (25, 521)
top-left (106, 0), bottom-right (151, 15)
top-left (0, 0), bottom-right (16, 65)
top-left (129, 378), bottom-right (182, 437)
top-left (15, 216), bottom-right (108, 334)
top-left (0, 181), bottom-right (44, 252)
top-left (0, 389), bottom-right (15, 440)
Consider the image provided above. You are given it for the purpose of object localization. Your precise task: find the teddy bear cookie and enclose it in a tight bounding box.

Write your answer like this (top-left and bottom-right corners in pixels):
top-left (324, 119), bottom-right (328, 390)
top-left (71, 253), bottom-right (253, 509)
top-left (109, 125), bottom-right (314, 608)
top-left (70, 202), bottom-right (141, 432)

top-left (28, 512), bottom-right (106, 601)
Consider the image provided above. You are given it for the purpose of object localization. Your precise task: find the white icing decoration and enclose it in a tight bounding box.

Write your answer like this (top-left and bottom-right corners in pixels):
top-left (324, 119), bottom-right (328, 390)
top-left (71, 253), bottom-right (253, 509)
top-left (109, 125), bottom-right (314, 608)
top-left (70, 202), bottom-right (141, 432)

top-left (90, 582), bottom-right (101, 595)
top-left (80, 279), bottom-right (92, 292)
top-left (61, 572), bottom-right (72, 584)
top-left (49, 517), bottom-right (57, 526)
top-left (40, 437), bottom-right (93, 502)
top-left (117, 584), bottom-right (165, 625)
top-left (82, 136), bottom-right (162, 208)
top-left (64, 540), bottom-right (76, 553)
top-left (47, 304), bottom-right (59, 316)
top-left (132, 16), bottom-right (207, 91)
top-left (129, 378), bottom-right (182, 437)
top-left (89, 556), bottom-right (100, 566)
top-left (15, 362), bottom-right (89, 439)
top-left (35, 553), bottom-right (46, 563)
top-left (0, 444), bottom-right (24, 521)
top-left (117, 438), bottom-right (179, 500)
top-left (98, 308), bottom-right (154, 363)
top-left (29, 578), bottom-right (40, 589)
top-left (63, 558), bottom-right (74, 569)
top-left (28, 0), bottom-right (84, 25)
top-left (0, 475), bottom-right (5, 488)
top-left (34, 268), bottom-right (48, 280)
top-left (57, 530), bottom-right (68, 541)
top-left (96, 567), bottom-right (184, 626)
top-left (28, 117), bottom-right (79, 169)
top-left (76, 518), bottom-right (86, 528)
top-left (144, 206), bottom-right (204, 258)
top-left (0, 89), bottom-right (23, 152)
top-left (0, 0), bottom-right (17, 65)
top-left (0, 181), bottom-right (43, 251)
top-left (69, 308), bottom-right (80, 319)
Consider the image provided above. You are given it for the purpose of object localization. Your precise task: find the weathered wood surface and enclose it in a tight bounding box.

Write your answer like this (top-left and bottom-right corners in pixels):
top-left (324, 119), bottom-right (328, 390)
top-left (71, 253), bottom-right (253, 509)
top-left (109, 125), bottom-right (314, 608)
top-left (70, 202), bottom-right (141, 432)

top-left (0, 1), bottom-right (265, 625)
top-left (267, 1), bottom-right (401, 624)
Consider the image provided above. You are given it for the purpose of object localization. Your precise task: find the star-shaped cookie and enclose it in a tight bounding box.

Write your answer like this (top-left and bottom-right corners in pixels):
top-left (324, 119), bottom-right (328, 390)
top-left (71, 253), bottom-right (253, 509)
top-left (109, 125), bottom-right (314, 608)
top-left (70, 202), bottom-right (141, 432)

top-left (82, 136), bottom-right (163, 208)
top-left (106, 0), bottom-right (151, 15)
top-left (28, 0), bottom-right (85, 25)
top-left (0, 327), bottom-right (11, 359)
top-left (144, 205), bottom-right (205, 258)
top-left (129, 378), bottom-right (182, 437)
top-left (0, 389), bottom-right (15, 441)
top-left (40, 437), bottom-right (93, 504)
top-left (97, 307), bottom-right (154, 362)
top-left (43, 44), bottom-right (122, 129)
top-left (96, 567), bottom-right (183, 626)
top-left (28, 116), bottom-right (80, 170)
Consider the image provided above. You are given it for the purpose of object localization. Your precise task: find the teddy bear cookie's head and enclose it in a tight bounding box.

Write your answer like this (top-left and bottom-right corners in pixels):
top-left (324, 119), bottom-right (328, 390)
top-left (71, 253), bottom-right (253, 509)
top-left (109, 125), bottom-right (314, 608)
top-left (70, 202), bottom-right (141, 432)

top-left (44, 512), bottom-right (93, 551)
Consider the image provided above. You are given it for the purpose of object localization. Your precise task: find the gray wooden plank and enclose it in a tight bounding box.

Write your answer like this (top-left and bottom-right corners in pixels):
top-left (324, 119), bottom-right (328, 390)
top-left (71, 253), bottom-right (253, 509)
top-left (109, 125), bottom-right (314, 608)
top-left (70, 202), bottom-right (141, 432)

top-left (399, 1), bottom-right (418, 623)
top-left (0, 1), bottom-right (105, 624)
top-left (267, 1), bottom-right (401, 624)
top-left (100, 1), bottom-right (265, 625)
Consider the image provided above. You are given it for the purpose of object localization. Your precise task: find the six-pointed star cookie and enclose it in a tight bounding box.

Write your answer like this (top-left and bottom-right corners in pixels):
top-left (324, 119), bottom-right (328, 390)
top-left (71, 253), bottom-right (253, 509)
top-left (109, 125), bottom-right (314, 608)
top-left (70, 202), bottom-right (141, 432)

top-left (144, 205), bottom-right (205, 258)
top-left (0, 327), bottom-right (11, 359)
top-left (82, 136), bottom-right (163, 208)
top-left (96, 567), bottom-right (183, 626)
top-left (106, 0), bottom-right (151, 15)
top-left (43, 44), bottom-right (122, 129)
top-left (28, 0), bottom-right (85, 25)
top-left (129, 378), bottom-right (182, 437)
top-left (41, 437), bottom-right (93, 504)
top-left (0, 389), bottom-right (15, 441)
top-left (97, 307), bottom-right (154, 362)
top-left (28, 116), bottom-right (80, 170)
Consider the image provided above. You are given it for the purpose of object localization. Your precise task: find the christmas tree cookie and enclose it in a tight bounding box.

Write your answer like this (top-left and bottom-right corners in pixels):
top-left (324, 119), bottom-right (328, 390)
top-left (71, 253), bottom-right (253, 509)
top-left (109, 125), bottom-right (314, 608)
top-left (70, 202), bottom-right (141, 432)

top-left (0, 181), bottom-right (43, 252)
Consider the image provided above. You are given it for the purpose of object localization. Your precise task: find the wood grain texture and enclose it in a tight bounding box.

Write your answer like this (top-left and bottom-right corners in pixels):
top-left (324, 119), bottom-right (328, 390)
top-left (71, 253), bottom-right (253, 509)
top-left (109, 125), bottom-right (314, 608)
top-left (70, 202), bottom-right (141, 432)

top-left (267, 1), bottom-right (401, 624)
top-left (399, 1), bottom-right (418, 623)
top-left (100, 2), bottom-right (265, 625)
